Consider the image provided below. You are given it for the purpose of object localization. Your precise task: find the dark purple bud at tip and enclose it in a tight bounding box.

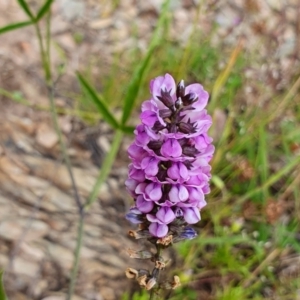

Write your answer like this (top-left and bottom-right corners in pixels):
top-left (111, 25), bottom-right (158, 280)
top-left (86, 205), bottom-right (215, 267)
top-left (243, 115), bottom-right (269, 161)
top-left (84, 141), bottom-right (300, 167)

top-left (176, 80), bottom-right (185, 98)
top-left (158, 89), bottom-right (174, 108)
top-left (126, 212), bottom-right (144, 224)
top-left (182, 145), bottom-right (199, 157)
top-left (159, 109), bottom-right (172, 119)
top-left (178, 122), bottom-right (196, 134)
top-left (182, 92), bottom-right (198, 106)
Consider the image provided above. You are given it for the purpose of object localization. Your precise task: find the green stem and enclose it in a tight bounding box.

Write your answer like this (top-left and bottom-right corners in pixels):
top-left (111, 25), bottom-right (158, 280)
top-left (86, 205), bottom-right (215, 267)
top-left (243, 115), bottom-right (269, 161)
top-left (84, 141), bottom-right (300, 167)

top-left (46, 10), bottom-right (51, 67)
top-left (66, 214), bottom-right (85, 300)
top-left (34, 23), bottom-right (51, 82)
top-left (34, 18), bottom-right (85, 300)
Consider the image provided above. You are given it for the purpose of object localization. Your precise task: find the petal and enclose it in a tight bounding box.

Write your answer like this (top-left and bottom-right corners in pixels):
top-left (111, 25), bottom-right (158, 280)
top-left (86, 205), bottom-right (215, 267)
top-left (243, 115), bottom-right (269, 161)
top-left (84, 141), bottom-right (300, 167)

top-left (136, 195), bottom-right (154, 213)
top-left (156, 207), bottom-right (175, 224)
top-left (141, 157), bottom-right (159, 176)
top-left (188, 187), bottom-right (204, 202)
top-left (179, 163), bottom-right (189, 179)
top-left (169, 185), bottom-right (180, 203)
top-left (149, 223), bottom-right (169, 238)
top-left (161, 139), bottom-right (182, 158)
top-left (185, 83), bottom-right (209, 111)
top-left (169, 185), bottom-right (188, 202)
top-left (129, 167), bottom-right (145, 182)
top-left (128, 143), bottom-right (147, 162)
top-left (167, 162), bottom-right (179, 180)
top-left (135, 182), bottom-right (147, 195)
top-left (140, 110), bottom-right (158, 127)
top-left (147, 214), bottom-right (158, 223)
top-left (145, 183), bottom-right (162, 201)
top-left (178, 185), bottom-right (189, 201)
top-left (150, 74), bottom-right (176, 101)
top-left (183, 207), bottom-right (201, 224)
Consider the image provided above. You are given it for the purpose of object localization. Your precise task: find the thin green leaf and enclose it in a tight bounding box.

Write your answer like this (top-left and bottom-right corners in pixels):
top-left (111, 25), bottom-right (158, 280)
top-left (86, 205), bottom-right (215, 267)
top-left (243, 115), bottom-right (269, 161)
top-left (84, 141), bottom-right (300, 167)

top-left (121, 46), bottom-right (155, 125)
top-left (121, 0), bottom-right (170, 125)
top-left (76, 73), bottom-right (119, 129)
top-left (0, 270), bottom-right (8, 300)
top-left (85, 130), bottom-right (123, 208)
top-left (17, 0), bottom-right (35, 20)
top-left (0, 20), bottom-right (32, 35)
top-left (120, 125), bottom-right (135, 135)
top-left (35, 0), bottom-right (54, 21)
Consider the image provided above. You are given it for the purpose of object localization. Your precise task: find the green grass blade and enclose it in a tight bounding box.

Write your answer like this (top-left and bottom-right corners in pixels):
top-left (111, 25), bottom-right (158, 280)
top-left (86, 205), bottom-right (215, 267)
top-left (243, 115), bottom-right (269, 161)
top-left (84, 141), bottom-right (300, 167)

top-left (121, 0), bottom-right (170, 125)
top-left (239, 153), bottom-right (300, 203)
top-left (0, 21), bottom-right (32, 35)
top-left (0, 270), bottom-right (8, 300)
top-left (85, 129), bottom-right (123, 208)
top-left (77, 72), bottom-right (120, 129)
top-left (17, 0), bottom-right (35, 20)
top-left (121, 46), bottom-right (155, 125)
top-left (120, 125), bottom-right (135, 135)
top-left (257, 123), bottom-right (269, 201)
top-left (35, 0), bottom-right (54, 21)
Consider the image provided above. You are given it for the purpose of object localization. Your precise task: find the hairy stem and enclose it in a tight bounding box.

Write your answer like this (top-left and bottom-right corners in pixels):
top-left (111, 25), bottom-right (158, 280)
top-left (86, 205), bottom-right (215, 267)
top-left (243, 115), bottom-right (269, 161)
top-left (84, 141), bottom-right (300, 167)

top-left (34, 18), bottom-right (84, 300)
top-left (66, 215), bottom-right (85, 300)
top-left (149, 245), bottom-right (162, 300)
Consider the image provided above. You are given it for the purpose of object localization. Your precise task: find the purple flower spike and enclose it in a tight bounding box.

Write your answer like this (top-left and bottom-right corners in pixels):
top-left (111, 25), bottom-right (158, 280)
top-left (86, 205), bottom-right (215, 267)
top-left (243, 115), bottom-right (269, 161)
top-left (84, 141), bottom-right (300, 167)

top-left (125, 74), bottom-right (214, 239)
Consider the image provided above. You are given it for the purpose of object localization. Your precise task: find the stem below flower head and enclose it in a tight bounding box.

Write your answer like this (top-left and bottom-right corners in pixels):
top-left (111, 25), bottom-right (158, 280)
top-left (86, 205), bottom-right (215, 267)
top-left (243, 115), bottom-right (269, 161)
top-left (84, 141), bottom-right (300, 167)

top-left (149, 244), bottom-right (162, 300)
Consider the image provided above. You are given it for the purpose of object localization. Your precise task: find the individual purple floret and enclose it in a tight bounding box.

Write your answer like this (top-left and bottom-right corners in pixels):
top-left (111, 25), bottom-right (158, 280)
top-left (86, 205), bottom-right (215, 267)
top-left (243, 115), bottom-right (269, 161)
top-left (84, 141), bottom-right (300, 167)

top-left (126, 73), bottom-right (214, 242)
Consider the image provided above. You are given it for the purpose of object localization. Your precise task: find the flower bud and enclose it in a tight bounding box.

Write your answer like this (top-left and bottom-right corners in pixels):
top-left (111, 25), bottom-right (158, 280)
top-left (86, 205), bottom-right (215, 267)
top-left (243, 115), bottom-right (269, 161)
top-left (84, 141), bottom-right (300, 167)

top-left (147, 140), bottom-right (163, 150)
top-left (158, 89), bottom-right (174, 108)
top-left (182, 92), bottom-right (198, 106)
top-left (125, 212), bottom-right (144, 224)
top-left (178, 122), bottom-right (196, 134)
top-left (182, 145), bottom-right (199, 157)
top-left (159, 109), bottom-right (172, 118)
top-left (176, 80), bottom-right (185, 98)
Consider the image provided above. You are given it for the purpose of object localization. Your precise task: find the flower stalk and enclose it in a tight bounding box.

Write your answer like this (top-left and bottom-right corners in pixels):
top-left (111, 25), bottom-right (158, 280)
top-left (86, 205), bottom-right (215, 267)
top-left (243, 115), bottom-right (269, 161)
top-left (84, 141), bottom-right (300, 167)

top-left (125, 74), bottom-right (214, 298)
